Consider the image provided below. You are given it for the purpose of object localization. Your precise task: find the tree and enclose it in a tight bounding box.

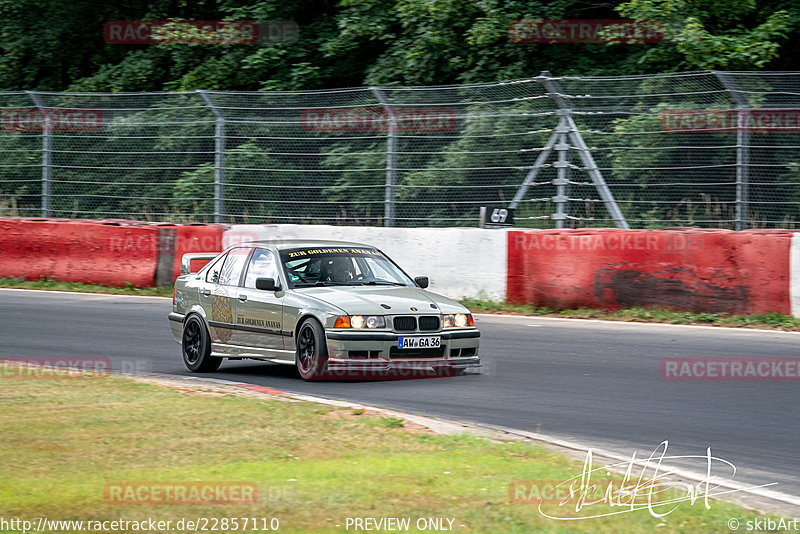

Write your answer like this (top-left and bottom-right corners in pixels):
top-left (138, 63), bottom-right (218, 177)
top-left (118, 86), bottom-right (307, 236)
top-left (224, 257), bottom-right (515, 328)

top-left (615, 0), bottom-right (792, 70)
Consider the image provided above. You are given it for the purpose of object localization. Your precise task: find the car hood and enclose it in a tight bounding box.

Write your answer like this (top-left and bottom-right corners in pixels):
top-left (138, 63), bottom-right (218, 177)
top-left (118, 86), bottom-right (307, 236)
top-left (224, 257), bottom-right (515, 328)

top-left (292, 285), bottom-right (468, 315)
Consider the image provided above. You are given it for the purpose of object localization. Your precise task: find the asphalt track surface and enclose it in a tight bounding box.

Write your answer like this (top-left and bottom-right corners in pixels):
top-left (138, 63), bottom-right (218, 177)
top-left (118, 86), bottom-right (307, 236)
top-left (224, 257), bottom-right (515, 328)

top-left (2, 289), bottom-right (799, 511)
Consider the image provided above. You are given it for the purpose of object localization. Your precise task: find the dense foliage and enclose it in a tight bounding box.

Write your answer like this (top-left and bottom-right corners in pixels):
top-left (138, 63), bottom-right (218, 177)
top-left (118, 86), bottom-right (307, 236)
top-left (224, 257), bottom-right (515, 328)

top-left (0, 0), bottom-right (795, 92)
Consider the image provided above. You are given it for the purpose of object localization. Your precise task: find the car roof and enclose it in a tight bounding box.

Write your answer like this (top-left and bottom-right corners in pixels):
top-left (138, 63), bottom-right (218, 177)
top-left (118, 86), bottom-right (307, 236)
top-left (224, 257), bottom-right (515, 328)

top-left (238, 239), bottom-right (376, 251)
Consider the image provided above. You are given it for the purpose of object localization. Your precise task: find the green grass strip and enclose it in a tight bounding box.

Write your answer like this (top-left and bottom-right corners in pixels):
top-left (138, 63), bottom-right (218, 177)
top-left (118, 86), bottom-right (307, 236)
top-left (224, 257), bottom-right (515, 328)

top-left (0, 368), bottom-right (777, 533)
top-left (460, 298), bottom-right (800, 330)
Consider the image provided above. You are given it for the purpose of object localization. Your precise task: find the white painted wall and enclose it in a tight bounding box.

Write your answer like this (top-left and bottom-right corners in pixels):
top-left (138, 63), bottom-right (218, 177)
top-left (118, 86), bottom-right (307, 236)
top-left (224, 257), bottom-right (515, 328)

top-left (223, 224), bottom-right (508, 300)
top-left (791, 233), bottom-right (800, 317)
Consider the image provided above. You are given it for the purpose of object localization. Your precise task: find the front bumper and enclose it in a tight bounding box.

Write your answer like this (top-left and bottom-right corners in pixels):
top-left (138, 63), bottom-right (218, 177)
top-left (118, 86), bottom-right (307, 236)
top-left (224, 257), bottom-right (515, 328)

top-left (324, 328), bottom-right (481, 377)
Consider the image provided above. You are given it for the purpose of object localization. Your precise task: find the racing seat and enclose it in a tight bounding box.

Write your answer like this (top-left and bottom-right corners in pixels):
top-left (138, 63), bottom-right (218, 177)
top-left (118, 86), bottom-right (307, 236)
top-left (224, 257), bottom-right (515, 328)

top-left (324, 257), bottom-right (354, 283)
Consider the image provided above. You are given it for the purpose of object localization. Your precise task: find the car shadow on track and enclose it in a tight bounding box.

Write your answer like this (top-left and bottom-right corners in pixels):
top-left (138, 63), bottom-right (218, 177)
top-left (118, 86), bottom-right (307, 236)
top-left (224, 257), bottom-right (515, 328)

top-left (211, 361), bottom-right (474, 383)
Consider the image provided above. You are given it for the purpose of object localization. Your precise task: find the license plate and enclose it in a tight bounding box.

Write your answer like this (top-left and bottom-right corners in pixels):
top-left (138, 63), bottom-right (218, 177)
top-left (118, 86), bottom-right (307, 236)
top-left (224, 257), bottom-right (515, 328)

top-left (398, 336), bottom-right (441, 349)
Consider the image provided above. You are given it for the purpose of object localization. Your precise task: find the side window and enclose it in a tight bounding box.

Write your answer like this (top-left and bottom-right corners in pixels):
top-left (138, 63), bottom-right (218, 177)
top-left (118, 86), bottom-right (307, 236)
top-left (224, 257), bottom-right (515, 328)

top-left (205, 254), bottom-right (227, 284)
top-left (217, 247), bottom-right (250, 286)
top-left (244, 248), bottom-right (278, 288)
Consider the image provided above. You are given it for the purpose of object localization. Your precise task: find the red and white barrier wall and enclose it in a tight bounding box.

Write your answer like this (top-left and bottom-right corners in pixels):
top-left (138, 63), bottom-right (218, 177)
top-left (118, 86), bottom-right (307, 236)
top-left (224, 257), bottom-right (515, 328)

top-left (1, 218), bottom-right (798, 317)
top-left (507, 229), bottom-right (793, 316)
top-left (0, 218), bottom-right (223, 287)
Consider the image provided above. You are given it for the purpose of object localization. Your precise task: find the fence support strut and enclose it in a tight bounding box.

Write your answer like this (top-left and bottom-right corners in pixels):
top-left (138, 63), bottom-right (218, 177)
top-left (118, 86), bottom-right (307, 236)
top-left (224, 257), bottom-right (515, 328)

top-left (509, 131), bottom-right (558, 211)
top-left (540, 72), bottom-right (629, 230)
top-left (509, 74), bottom-right (628, 229)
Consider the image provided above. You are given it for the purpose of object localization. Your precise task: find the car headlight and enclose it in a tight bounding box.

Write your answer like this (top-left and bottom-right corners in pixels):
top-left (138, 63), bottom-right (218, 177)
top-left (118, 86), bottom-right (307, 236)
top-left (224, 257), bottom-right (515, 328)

top-left (335, 315), bottom-right (386, 329)
top-left (365, 316), bottom-right (385, 328)
top-left (443, 313), bottom-right (474, 328)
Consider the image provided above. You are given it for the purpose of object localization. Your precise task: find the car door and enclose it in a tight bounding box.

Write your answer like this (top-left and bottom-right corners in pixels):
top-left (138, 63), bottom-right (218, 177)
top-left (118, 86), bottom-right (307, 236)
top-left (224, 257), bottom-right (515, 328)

top-left (204, 247), bottom-right (250, 348)
top-left (233, 247), bottom-right (286, 354)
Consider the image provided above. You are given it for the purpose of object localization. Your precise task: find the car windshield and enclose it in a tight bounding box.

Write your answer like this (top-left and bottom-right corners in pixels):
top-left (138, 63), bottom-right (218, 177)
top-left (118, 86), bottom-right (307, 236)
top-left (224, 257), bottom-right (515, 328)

top-left (279, 246), bottom-right (414, 288)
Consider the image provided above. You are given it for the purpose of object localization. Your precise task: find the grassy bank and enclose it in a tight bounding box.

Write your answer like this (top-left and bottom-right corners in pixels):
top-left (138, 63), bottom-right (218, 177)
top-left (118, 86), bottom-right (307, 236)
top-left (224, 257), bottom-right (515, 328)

top-left (0, 277), bottom-right (174, 297)
top-left (0, 365), bottom-right (783, 533)
top-left (460, 298), bottom-right (800, 331)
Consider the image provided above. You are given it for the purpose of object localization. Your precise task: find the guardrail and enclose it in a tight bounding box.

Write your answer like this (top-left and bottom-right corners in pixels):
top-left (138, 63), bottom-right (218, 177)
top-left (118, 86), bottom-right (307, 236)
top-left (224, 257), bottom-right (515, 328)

top-left (1, 218), bottom-right (798, 317)
top-left (0, 218), bottom-right (223, 286)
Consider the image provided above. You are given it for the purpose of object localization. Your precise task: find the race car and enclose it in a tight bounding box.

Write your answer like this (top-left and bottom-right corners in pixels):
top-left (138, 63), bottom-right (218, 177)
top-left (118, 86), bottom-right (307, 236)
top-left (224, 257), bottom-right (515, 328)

top-left (168, 240), bottom-right (481, 380)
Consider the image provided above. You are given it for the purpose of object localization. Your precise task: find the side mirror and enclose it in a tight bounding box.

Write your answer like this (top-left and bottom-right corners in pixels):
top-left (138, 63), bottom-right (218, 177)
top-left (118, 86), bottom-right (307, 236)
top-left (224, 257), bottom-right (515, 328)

top-left (256, 277), bottom-right (280, 291)
top-left (414, 276), bottom-right (429, 289)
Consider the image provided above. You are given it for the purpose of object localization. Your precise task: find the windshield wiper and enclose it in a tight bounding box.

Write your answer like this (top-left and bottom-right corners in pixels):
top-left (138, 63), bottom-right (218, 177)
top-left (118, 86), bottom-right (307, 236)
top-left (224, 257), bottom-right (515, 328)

top-left (363, 280), bottom-right (407, 286)
top-left (293, 281), bottom-right (348, 287)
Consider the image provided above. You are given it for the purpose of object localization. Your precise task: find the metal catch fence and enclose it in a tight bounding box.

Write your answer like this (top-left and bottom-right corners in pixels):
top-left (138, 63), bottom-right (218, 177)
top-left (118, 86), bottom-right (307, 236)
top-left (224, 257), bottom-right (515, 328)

top-left (1, 70), bottom-right (799, 229)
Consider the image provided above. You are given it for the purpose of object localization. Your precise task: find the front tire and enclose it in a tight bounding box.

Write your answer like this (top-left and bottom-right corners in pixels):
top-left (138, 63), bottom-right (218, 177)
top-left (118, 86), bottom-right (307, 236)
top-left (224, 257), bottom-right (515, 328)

top-left (182, 315), bottom-right (222, 372)
top-left (295, 318), bottom-right (329, 380)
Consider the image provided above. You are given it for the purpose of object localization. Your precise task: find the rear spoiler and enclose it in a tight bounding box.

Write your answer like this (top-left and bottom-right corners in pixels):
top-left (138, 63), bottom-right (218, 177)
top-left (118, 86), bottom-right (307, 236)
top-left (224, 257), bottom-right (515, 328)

top-left (181, 252), bottom-right (220, 275)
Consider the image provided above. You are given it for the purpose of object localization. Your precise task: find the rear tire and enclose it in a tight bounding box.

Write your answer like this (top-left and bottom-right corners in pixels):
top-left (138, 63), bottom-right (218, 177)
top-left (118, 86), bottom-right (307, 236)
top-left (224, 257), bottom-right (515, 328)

top-left (182, 315), bottom-right (222, 372)
top-left (295, 318), bottom-right (329, 380)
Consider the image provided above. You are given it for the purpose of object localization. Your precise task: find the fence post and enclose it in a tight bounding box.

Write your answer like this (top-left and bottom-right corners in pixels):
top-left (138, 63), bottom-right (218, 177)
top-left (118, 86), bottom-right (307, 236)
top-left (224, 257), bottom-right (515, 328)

top-left (538, 72), bottom-right (629, 230)
top-left (553, 120), bottom-right (571, 228)
top-left (369, 86), bottom-right (397, 227)
top-left (198, 90), bottom-right (225, 223)
top-left (26, 91), bottom-right (51, 217)
top-left (714, 71), bottom-right (750, 230)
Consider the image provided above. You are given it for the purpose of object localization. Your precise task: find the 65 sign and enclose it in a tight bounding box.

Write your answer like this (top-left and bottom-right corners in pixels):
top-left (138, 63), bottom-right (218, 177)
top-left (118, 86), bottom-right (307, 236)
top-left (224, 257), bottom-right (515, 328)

top-left (480, 206), bottom-right (515, 228)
